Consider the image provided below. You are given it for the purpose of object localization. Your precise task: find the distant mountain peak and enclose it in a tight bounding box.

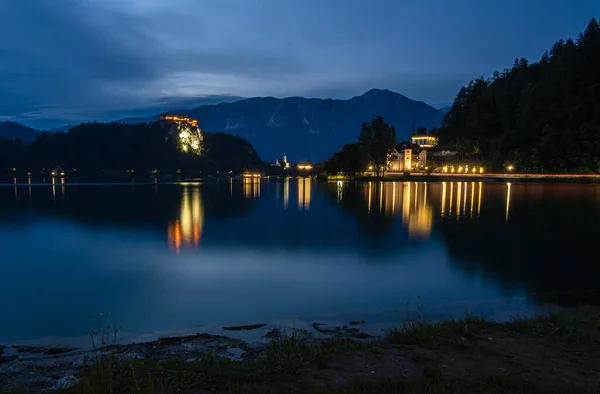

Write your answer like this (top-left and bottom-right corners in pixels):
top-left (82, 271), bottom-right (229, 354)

top-left (359, 88), bottom-right (398, 98)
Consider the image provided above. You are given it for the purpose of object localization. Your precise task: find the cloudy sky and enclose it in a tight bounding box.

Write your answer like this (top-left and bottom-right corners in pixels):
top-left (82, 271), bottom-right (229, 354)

top-left (1, 0), bottom-right (598, 129)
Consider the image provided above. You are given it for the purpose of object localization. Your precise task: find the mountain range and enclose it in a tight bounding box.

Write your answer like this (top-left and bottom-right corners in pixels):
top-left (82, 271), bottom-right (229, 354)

top-left (166, 89), bottom-right (444, 161)
top-left (0, 121), bottom-right (42, 143)
top-left (0, 89), bottom-right (444, 161)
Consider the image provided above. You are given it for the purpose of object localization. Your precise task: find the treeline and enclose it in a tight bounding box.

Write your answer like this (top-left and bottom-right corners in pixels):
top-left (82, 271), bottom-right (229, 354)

top-left (438, 18), bottom-right (600, 173)
top-left (0, 121), bottom-right (263, 177)
top-left (324, 116), bottom-right (398, 177)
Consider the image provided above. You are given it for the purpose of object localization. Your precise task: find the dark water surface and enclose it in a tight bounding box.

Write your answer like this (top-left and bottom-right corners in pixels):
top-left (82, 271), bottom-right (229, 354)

top-left (1, 179), bottom-right (599, 344)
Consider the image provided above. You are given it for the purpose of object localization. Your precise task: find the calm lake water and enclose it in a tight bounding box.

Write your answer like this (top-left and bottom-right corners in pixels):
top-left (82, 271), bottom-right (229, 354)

top-left (1, 179), bottom-right (599, 344)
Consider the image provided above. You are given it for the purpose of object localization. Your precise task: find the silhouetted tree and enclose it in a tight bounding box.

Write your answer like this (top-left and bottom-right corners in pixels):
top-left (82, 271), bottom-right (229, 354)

top-left (358, 116), bottom-right (397, 178)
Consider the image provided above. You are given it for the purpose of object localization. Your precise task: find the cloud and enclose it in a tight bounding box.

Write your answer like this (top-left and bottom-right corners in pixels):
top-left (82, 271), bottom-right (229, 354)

top-left (0, 0), bottom-right (598, 128)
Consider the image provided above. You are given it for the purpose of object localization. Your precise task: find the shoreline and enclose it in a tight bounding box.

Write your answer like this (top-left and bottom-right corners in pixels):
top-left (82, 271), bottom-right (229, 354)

top-left (2, 308), bottom-right (599, 393)
top-left (339, 173), bottom-right (600, 184)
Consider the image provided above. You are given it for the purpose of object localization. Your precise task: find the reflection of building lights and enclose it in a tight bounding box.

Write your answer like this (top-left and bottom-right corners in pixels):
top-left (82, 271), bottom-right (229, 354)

top-left (456, 180), bottom-right (462, 216)
top-left (462, 182), bottom-right (467, 214)
top-left (337, 180), bottom-right (343, 203)
top-left (168, 187), bottom-right (204, 254)
top-left (52, 177), bottom-right (56, 203)
top-left (298, 178), bottom-right (311, 210)
top-left (441, 182), bottom-right (446, 216)
top-left (449, 182), bottom-right (454, 213)
top-left (243, 176), bottom-right (260, 199)
top-left (283, 178), bottom-right (289, 209)
top-left (505, 182), bottom-right (511, 223)
top-left (478, 182), bottom-right (482, 216)
top-left (470, 182), bottom-right (475, 217)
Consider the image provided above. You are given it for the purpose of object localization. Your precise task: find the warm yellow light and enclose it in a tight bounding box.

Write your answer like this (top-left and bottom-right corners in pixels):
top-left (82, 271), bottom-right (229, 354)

top-left (443, 166), bottom-right (448, 173)
top-left (12, 168), bottom-right (16, 171)
top-left (368, 165), bottom-right (373, 170)
top-left (182, 145), bottom-right (188, 152)
top-left (242, 172), bottom-right (261, 178)
top-left (458, 167), bottom-right (463, 173)
top-left (472, 167), bottom-right (476, 173)
top-left (479, 167), bottom-right (484, 174)
top-left (179, 131), bottom-right (189, 139)
top-left (451, 167), bottom-right (455, 173)
top-left (507, 165), bottom-right (514, 171)
top-left (60, 172), bottom-right (65, 176)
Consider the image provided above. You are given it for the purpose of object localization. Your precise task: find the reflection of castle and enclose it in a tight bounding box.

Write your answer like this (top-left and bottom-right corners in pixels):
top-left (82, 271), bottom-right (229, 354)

top-left (167, 187), bottom-right (204, 254)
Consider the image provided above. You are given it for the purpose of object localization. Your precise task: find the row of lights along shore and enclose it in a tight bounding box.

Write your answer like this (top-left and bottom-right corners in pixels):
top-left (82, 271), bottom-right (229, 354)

top-left (442, 165), bottom-right (485, 174)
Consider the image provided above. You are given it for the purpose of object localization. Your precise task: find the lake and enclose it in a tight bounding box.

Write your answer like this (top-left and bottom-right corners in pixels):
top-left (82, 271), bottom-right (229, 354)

top-left (1, 179), bottom-right (599, 345)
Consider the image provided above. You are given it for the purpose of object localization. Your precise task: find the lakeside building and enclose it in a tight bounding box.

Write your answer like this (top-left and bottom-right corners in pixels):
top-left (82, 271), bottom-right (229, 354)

top-left (271, 154), bottom-right (291, 169)
top-left (385, 148), bottom-right (428, 172)
top-left (411, 135), bottom-right (438, 148)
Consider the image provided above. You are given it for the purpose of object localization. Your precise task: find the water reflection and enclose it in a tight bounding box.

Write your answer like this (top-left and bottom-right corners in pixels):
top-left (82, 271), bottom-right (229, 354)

top-left (440, 182), bottom-right (483, 219)
top-left (298, 177), bottom-right (311, 210)
top-left (505, 182), bottom-right (511, 223)
top-left (167, 187), bottom-right (204, 254)
top-left (356, 182), bottom-right (433, 239)
top-left (283, 178), bottom-right (289, 209)
top-left (1, 181), bottom-right (600, 344)
top-left (243, 176), bottom-right (260, 199)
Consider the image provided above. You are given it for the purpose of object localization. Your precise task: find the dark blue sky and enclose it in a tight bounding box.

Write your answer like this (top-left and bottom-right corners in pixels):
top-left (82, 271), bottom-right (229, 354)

top-left (1, 0), bottom-right (598, 129)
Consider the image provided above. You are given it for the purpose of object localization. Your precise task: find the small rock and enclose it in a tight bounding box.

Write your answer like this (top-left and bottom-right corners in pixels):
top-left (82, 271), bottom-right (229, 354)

top-left (222, 323), bottom-right (266, 331)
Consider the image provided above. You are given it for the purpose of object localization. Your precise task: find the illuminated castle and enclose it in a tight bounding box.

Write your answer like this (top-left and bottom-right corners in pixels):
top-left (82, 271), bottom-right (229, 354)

top-left (159, 115), bottom-right (198, 127)
top-left (160, 115), bottom-right (203, 155)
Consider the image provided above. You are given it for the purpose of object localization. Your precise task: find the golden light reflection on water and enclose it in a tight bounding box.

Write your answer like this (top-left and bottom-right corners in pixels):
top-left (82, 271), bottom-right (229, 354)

top-left (439, 182), bottom-right (484, 219)
top-left (283, 178), bottom-right (289, 209)
top-left (243, 177), bottom-right (260, 199)
top-left (505, 182), bottom-right (512, 223)
top-left (298, 177), bottom-right (311, 210)
top-left (168, 187), bottom-right (204, 254)
top-left (361, 182), bottom-right (433, 239)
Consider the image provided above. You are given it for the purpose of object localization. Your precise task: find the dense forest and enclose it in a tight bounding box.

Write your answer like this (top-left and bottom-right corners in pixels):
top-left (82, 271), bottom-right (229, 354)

top-left (0, 121), bottom-right (263, 178)
top-left (438, 18), bottom-right (600, 173)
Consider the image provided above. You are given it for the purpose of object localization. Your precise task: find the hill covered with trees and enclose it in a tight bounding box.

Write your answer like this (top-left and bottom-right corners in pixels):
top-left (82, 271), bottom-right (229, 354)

top-left (0, 121), bottom-right (263, 178)
top-left (437, 18), bottom-right (600, 173)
